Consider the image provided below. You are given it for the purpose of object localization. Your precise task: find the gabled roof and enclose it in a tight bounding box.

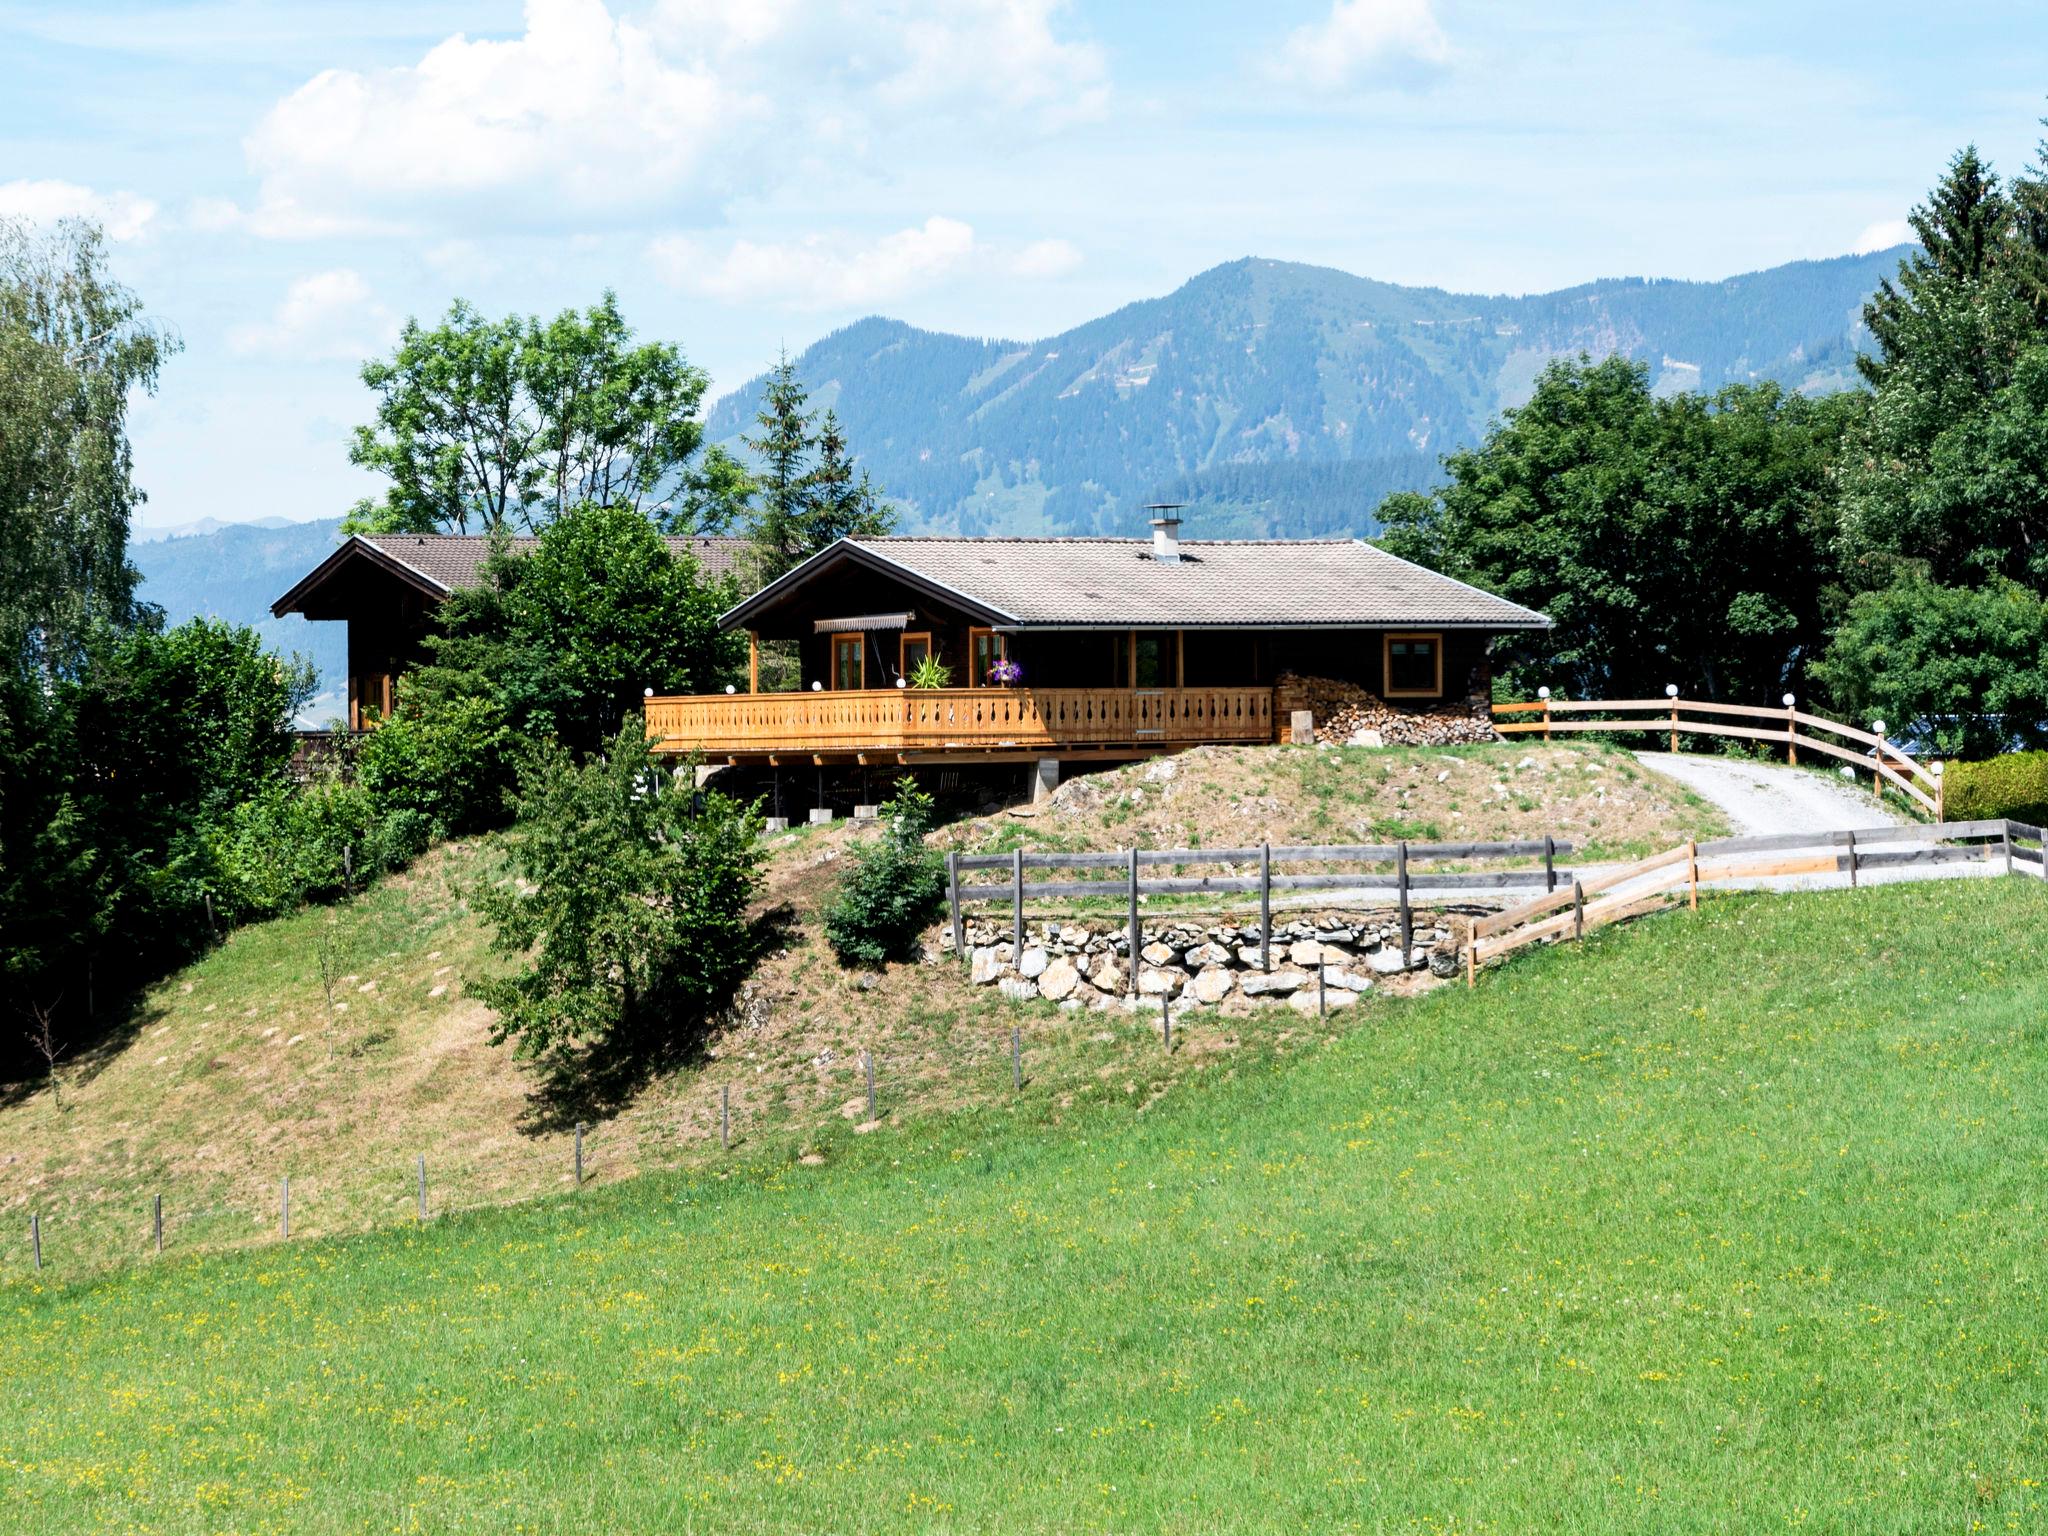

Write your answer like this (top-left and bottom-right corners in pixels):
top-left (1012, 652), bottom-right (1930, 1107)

top-left (273, 532), bottom-right (752, 617)
top-left (721, 537), bottom-right (1550, 632)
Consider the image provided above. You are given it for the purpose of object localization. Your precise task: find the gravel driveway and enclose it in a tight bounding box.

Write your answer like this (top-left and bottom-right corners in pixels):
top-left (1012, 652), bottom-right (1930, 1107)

top-left (1631, 750), bottom-right (1900, 838)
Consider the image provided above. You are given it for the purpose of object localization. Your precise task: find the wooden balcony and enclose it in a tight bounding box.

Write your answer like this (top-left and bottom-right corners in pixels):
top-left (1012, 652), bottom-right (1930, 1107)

top-left (644, 685), bottom-right (1277, 762)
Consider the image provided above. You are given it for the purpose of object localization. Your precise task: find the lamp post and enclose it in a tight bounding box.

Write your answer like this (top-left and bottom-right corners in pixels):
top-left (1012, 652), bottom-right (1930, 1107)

top-left (1870, 720), bottom-right (1888, 803)
top-left (1537, 685), bottom-right (1551, 742)
top-left (1783, 693), bottom-right (1797, 765)
top-left (1666, 684), bottom-right (1680, 754)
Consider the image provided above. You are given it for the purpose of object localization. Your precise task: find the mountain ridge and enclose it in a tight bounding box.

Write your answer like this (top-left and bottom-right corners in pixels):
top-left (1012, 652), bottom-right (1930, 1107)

top-left (707, 248), bottom-right (1904, 539)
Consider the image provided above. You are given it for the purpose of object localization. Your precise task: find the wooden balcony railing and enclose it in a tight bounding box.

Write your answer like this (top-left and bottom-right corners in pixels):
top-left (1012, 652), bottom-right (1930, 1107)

top-left (644, 686), bottom-right (1277, 756)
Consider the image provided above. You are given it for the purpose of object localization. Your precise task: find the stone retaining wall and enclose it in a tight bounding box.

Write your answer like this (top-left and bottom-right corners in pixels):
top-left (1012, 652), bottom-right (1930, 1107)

top-left (937, 908), bottom-right (1470, 1013)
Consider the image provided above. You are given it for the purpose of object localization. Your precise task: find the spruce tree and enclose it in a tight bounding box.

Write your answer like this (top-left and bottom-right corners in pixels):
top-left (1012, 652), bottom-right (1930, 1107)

top-left (806, 409), bottom-right (894, 547)
top-left (741, 354), bottom-right (816, 584)
top-left (1859, 146), bottom-right (2018, 387)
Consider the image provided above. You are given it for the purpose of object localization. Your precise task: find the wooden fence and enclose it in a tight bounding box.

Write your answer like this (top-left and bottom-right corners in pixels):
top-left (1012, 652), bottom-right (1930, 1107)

top-left (946, 838), bottom-right (1577, 991)
top-left (1492, 696), bottom-right (1942, 817)
top-left (1466, 819), bottom-right (2044, 984)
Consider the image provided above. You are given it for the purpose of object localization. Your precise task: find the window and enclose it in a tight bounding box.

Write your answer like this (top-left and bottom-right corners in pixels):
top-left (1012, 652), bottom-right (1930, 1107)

top-left (1383, 633), bottom-right (1442, 698)
top-left (832, 633), bottom-right (864, 690)
top-left (899, 631), bottom-right (932, 680)
top-left (968, 627), bottom-right (1006, 685)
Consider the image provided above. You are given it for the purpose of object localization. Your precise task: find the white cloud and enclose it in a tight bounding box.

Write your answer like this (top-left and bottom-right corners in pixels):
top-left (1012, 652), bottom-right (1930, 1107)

top-left (236, 0), bottom-right (1106, 237)
top-left (242, 0), bottom-right (743, 234)
top-left (1270, 0), bottom-right (1450, 93)
top-left (1853, 218), bottom-right (1914, 255)
top-left (651, 217), bottom-right (980, 309)
top-left (228, 269), bottom-right (398, 361)
top-left (1007, 238), bottom-right (1083, 279)
top-left (0, 179), bottom-right (160, 240)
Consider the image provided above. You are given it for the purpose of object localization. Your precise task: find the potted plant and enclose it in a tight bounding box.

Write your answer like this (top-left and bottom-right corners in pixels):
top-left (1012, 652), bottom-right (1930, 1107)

top-left (909, 654), bottom-right (953, 689)
top-left (988, 658), bottom-right (1023, 687)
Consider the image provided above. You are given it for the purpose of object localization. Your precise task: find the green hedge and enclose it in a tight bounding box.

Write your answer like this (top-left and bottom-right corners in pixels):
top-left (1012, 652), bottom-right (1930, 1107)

top-left (1944, 751), bottom-right (2048, 824)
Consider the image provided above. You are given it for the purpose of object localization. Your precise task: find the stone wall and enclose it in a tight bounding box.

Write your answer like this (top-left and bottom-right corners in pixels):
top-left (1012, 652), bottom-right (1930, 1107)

top-left (937, 907), bottom-right (1470, 1014)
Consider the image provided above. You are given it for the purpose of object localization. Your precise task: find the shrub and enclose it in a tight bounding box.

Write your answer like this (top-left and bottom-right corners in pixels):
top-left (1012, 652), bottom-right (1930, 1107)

top-left (1943, 751), bottom-right (2048, 825)
top-left (824, 777), bottom-right (947, 967)
top-left (472, 727), bottom-right (765, 1065)
top-left (210, 778), bottom-right (428, 921)
top-left (355, 675), bottom-right (514, 838)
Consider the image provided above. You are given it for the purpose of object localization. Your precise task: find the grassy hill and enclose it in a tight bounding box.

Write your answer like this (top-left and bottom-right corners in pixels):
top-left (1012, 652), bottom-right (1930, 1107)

top-left (7, 870), bottom-right (2045, 1531)
top-left (0, 742), bottom-right (1720, 1279)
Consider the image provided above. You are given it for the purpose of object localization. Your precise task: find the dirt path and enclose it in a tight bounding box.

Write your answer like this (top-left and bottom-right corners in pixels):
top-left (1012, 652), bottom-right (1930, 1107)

top-left (1630, 751), bottom-right (1900, 837)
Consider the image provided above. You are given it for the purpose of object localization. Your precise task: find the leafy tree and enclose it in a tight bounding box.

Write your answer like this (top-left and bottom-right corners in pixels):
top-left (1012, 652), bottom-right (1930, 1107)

top-left (1377, 356), bottom-right (1850, 701)
top-left (1810, 578), bottom-right (2048, 760)
top-left (0, 217), bottom-right (176, 675)
top-left (487, 501), bottom-right (745, 754)
top-left (347, 293), bottom-right (745, 535)
top-left (472, 726), bottom-right (765, 1067)
top-left (823, 777), bottom-right (947, 967)
top-left (354, 670), bottom-right (515, 839)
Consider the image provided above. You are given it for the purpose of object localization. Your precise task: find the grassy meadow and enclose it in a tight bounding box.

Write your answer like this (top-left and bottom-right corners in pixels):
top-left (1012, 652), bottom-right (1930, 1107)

top-left (6, 875), bottom-right (2046, 1532)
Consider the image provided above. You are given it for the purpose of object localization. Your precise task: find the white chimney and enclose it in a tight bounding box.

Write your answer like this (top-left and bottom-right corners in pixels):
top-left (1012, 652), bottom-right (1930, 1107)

top-left (1149, 513), bottom-right (1182, 563)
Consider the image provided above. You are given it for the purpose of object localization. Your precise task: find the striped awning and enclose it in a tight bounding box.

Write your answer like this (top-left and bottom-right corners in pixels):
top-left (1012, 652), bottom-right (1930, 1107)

top-left (813, 612), bottom-right (914, 634)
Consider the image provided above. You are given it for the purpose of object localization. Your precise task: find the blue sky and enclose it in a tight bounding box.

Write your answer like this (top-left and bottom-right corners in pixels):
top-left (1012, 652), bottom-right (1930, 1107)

top-left (3, 0), bottom-right (2044, 530)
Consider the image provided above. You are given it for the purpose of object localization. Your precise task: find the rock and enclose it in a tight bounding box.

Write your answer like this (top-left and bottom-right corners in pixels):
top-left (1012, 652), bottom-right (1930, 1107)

top-left (1184, 941), bottom-right (1231, 968)
top-left (1039, 958), bottom-right (1081, 1001)
top-left (1347, 728), bottom-right (1384, 748)
top-left (1141, 941), bottom-right (1177, 966)
top-left (1241, 969), bottom-right (1308, 997)
top-left (1190, 967), bottom-right (1236, 1004)
top-left (1288, 939), bottom-right (1324, 966)
top-left (998, 978), bottom-right (1038, 1002)
top-left (1365, 948), bottom-right (1408, 975)
top-left (1289, 987), bottom-right (1356, 1014)
top-left (1324, 968), bottom-right (1375, 993)
top-left (1429, 946), bottom-right (1463, 979)
top-left (1137, 967), bottom-right (1185, 996)
top-left (1090, 956), bottom-right (1127, 994)
top-left (1236, 944), bottom-right (1271, 968)
top-left (1018, 946), bottom-right (1050, 979)
top-left (970, 947), bottom-right (1003, 986)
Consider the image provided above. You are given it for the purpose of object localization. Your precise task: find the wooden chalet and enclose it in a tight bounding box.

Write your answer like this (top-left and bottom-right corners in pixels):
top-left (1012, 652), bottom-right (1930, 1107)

top-left (648, 516), bottom-right (1550, 779)
top-left (271, 532), bottom-right (752, 729)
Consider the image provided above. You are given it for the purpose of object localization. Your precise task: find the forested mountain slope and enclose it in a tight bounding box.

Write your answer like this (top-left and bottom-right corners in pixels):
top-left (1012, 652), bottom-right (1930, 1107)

top-left (707, 250), bottom-right (1902, 537)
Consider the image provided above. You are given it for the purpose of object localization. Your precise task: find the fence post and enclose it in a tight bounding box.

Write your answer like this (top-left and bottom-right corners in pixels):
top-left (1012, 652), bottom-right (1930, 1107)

top-left (2004, 819), bottom-right (2014, 876)
top-left (1845, 828), bottom-right (1858, 888)
top-left (1785, 695), bottom-right (1798, 766)
top-left (1571, 881), bottom-right (1584, 942)
top-left (574, 1124), bottom-right (584, 1186)
top-left (1127, 848), bottom-right (1141, 993)
top-left (30, 1213), bottom-right (40, 1272)
top-left (1543, 834), bottom-right (1555, 893)
top-left (153, 1193), bottom-right (163, 1255)
top-left (280, 1177), bottom-right (289, 1240)
top-left (417, 1156), bottom-right (428, 1222)
top-left (1686, 839), bottom-right (1698, 911)
top-left (1396, 841), bottom-right (1412, 956)
top-left (1318, 960), bottom-right (1327, 1020)
top-left (1161, 990), bottom-right (1172, 1053)
top-left (1670, 694), bottom-right (1679, 755)
top-left (864, 1050), bottom-right (876, 1120)
top-left (1259, 843), bottom-right (1273, 973)
top-left (1465, 918), bottom-right (1477, 989)
top-left (720, 1084), bottom-right (731, 1151)
top-left (1011, 847), bottom-right (1024, 958)
top-left (1541, 690), bottom-right (1551, 742)
top-left (1012, 1025), bottom-right (1022, 1091)
top-left (947, 851), bottom-right (963, 959)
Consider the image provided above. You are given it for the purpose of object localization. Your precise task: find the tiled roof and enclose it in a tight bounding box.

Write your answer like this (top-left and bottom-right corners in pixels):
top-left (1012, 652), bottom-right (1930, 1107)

top-left (830, 538), bottom-right (1549, 629)
top-left (362, 533), bottom-right (752, 590)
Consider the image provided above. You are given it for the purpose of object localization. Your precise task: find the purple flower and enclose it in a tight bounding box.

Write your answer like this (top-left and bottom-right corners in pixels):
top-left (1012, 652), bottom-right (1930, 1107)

top-left (988, 659), bottom-right (1023, 686)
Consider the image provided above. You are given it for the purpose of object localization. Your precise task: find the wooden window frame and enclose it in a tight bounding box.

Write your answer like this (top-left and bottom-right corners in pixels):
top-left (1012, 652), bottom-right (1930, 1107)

top-left (967, 627), bottom-right (1006, 687)
top-left (831, 632), bottom-right (865, 691)
top-left (1382, 631), bottom-right (1444, 699)
top-left (899, 630), bottom-right (933, 681)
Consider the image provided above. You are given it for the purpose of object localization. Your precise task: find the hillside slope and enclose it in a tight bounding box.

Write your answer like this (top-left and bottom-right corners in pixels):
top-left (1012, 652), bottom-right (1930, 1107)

top-left (8, 874), bottom-right (2045, 1532)
top-left (708, 250), bottom-right (1903, 538)
top-left (0, 742), bottom-right (1720, 1278)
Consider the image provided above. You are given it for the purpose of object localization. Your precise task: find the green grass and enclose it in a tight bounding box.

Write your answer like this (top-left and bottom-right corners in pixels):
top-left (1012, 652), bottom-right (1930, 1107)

top-left (7, 878), bottom-right (2048, 1532)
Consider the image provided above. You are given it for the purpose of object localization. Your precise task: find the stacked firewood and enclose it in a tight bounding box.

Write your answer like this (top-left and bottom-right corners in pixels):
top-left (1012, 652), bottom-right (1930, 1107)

top-left (1274, 672), bottom-right (1497, 747)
